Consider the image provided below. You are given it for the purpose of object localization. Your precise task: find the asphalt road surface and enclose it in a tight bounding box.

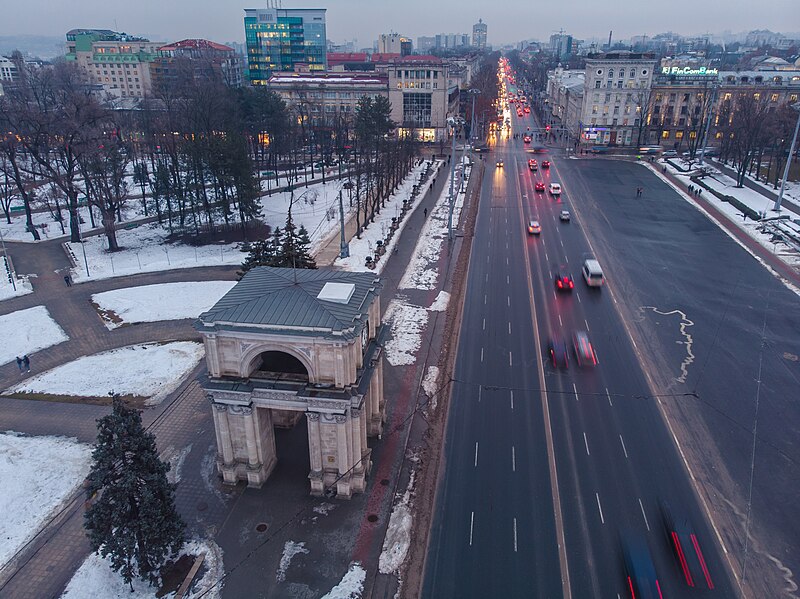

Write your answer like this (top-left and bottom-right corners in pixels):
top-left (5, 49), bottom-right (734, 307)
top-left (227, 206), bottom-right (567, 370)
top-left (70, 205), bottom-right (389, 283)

top-left (423, 88), bottom-right (750, 597)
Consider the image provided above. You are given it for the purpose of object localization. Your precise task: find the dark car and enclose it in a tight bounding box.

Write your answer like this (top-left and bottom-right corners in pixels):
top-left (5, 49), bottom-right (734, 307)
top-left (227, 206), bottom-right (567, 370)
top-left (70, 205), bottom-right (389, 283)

top-left (542, 160), bottom-right (551, 168)
top-left (535, 182), bottom-right (545, 192)
top-left (622, 534), bottom-right (664, 599)
top-left (548, 337), bottom-right (569, 368)
top-left (573, 331), bottom-right (597, 367)
top-left (555, 271), bottom-right (574, 291)
top-left (660, 500), bottom-right (715, 589)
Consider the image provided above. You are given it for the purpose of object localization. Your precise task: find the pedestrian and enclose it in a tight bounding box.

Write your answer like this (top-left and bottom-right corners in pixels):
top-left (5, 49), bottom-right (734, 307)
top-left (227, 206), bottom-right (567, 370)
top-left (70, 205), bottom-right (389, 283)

top-left (15, 356), bottom-right (23, 372)
top-left (688, 184), bottom-right (694, 193)
top-left (697, 189), bottom-right (702, 197)
top-left (662, 165), bottom-right (667, 173)
top-left (22, 355), bottom-right (30, 372)
top-left (423, 207), bottom-right (428, 218)
top-left (63, 274), bottom-right (72, 287)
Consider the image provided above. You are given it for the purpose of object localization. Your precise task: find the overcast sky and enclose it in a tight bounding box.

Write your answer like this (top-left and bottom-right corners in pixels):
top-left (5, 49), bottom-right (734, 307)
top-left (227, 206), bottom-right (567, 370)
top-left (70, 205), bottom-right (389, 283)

top-left (1, 0), bottom-right (797, 47)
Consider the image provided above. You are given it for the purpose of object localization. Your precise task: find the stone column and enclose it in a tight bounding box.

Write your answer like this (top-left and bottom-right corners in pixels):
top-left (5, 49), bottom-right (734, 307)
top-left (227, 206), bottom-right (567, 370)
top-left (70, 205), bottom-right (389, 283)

top-left (335, 413), bottom-right (352, 499)
top-left (350, 407), bottom-right (366, 493)
top-left (211, 402), bottom-right (237, 485)
top-left (306, 412), bottom-right (324, 496)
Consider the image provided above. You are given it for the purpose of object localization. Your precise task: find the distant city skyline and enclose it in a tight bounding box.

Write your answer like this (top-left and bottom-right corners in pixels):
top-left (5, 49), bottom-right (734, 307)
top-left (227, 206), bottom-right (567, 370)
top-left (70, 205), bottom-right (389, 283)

top-left (0, 0), bottom-right (797, 50)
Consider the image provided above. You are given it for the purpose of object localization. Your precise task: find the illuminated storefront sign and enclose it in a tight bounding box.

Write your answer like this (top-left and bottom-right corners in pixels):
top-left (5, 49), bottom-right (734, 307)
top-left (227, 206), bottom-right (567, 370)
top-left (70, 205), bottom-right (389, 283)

top-left (662, 66), bottom-right (719, 76)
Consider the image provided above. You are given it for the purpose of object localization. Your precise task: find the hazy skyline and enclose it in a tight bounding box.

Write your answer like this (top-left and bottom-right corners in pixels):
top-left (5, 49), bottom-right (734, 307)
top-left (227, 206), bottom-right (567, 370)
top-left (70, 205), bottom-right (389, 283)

top-left (1, 0), bottom-right (797, 48)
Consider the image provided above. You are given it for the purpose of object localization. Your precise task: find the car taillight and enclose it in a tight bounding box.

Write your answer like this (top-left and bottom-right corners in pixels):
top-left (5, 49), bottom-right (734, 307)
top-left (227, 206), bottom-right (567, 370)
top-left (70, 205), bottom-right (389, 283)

top-left (672, 531), bottom-right (694, 586)
top-left (627, 575), bottom-right (636, 599)
top-left (656, 579), bottom-right (663, 599)
top-left (557, 280), bottom-right (562, 288)
top-left (691, 533), bottom-right (714, 589)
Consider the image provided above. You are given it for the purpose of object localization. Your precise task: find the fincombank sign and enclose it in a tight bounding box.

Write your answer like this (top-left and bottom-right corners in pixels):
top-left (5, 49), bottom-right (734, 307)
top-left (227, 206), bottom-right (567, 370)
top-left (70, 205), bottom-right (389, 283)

top-left (661, 66), bottom-right (719, 76)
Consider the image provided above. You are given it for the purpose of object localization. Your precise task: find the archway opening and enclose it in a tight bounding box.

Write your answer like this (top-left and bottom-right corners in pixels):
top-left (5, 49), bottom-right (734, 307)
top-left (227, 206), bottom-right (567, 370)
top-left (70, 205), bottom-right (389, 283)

top-left (252, 350), bottom-right (309, 382)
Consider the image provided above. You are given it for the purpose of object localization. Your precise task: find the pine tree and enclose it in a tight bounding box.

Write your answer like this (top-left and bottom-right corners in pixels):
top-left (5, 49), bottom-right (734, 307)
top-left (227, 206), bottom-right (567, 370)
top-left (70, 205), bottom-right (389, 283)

top-left (270, 226), bottom-right (284, 265)
top-left (238, 235), bottom-right (276, 278)
top-left (84, 397), bottom-right (186, 590)
top-left (295, 224), bottom-right (317, 269)
top-left (279, 209), bottom-right (298, 268)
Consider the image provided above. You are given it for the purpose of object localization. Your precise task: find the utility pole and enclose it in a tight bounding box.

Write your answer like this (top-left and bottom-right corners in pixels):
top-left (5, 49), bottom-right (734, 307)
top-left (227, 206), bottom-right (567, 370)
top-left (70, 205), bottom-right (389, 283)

top-left (773, 102), bottom-right (800, 213)
top-left (338, 189), bottom-right (350, 258)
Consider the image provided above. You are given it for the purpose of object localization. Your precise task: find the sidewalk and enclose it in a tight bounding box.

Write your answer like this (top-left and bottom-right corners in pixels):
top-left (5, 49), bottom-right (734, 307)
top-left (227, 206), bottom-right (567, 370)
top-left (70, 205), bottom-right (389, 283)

top-left (708, 158), bottom-right (800, 218)
top-left (652, 162), bottom-right (800, 289)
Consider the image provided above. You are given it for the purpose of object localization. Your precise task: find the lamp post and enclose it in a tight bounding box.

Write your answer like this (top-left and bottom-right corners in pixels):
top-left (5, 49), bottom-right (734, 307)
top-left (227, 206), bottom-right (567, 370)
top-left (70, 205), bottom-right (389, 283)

top-left (467, 89), bottom-right (481, 144)
top-left (773, 102), bottom-right (800, 214)
top-left (447, 116), bottom-right (465, 241)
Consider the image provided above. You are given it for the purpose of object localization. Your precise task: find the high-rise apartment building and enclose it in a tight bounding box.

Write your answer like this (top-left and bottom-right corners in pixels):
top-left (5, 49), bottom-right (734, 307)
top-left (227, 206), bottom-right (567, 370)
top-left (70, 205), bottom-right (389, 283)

top-left (549, 33), bottom-right (574, 61)
top-left (66, 29), bottom-right (161, 98)
top-left (244, 7), bottom-right (327, 85)
top-left (472, 19), bottom-right (487, 49)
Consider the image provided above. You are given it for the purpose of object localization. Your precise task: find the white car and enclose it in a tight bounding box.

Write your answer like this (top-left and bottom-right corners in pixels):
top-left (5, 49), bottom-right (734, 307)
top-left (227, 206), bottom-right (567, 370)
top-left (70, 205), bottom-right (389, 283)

top-left (549, 183), bottom-right (562, 196)
top-left (560, 210), bottom-right (571, 222)
top-left (527, 220), bottom-right (541, 235)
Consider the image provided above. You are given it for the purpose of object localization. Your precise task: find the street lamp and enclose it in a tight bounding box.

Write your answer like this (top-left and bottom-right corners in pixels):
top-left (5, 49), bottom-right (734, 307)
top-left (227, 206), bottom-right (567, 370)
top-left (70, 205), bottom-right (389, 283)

top-left (773, 102), bottom-right (800, 214)
top-left (467, 89), bottom-right (481, 144)
top-left (447, 116), bottom-right (466, 241)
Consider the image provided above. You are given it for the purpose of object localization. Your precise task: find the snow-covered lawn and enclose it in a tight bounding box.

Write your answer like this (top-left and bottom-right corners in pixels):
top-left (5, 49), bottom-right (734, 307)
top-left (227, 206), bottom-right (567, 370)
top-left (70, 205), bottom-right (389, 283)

top-left (8, 342), bottom-right (204, 405)
top-left (383, 300), bottom-right (429, 367)
top-left (379, 467), bottom-right (416, 577)
top-left (399, 165), bottom-right (469, 290)
top-left (0, 432), bottom-right (92, 568)
top-left (0, 305), bottom-right (68, 366)
top-left (61, 539), bottom-right (225, 599)
top-left (335, 161), bottom-right (441, 274)
top-left (91, 281), bottom-right (236, 330)
top-left (259, 180), bottom-right (355, 256)
top-left (321, 563), bottom-right (366, 599)
top-left (65, 224), bottom-right (243, 284)
top-left (0, 270), bottom-right (33, 302)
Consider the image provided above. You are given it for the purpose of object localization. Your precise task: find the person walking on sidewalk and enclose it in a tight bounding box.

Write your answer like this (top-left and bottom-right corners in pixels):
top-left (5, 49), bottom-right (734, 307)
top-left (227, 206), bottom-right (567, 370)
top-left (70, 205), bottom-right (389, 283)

top-left (63, 274), bottom-right (72, 287)
top-left (15, 356), bottom-right (23, 372)
top-left (424, 208), bottom-right (428, 218)
top-left (22, 355), bottom-right (30, 372)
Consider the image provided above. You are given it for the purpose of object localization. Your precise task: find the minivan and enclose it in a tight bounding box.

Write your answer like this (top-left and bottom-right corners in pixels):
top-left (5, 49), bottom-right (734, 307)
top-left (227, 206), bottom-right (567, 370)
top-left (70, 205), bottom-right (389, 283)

top-left (582, 259), bottom-right (604, 287)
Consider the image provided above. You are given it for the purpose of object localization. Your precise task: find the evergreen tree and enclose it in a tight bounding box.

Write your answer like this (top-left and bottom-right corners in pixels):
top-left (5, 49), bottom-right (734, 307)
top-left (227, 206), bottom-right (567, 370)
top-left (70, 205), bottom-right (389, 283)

top-left (295, 224), bottom-right (317, 269)
top-left (270, 226), bottom-right (284, 265)
top-left (84, 397), bottom-right (186, 590)
top-left (279, 209), bottom-right (298, 268)
top-left (238, 237), bottom-right (276, 278)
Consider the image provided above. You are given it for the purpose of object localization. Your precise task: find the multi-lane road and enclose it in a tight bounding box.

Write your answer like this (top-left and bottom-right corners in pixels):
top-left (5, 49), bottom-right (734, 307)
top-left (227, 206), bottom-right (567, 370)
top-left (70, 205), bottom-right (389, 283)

top-left (423, 81), bottom-right (752, 597)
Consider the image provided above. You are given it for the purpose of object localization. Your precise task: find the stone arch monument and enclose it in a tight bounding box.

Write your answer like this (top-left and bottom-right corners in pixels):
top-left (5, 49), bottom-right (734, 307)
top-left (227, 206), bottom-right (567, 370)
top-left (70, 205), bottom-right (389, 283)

top-left (195, 267), bottom-right (385, 499)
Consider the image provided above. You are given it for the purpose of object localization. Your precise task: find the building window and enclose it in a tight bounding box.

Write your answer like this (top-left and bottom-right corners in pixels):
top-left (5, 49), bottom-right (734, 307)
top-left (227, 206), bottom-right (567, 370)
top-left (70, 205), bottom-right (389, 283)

top-left (595, 80), bottom-right (601, 89)
top-left (629, 68), bottom-right (635, 78)
top-left (676, 131), bottom-right (684, 139)
top-left (608, 69), bottom-right (614, 78)
top-left (605, 93), bottom-right (611, 102)
top-left (754, 93), bottom-right (760, 100)
top-left (593, 93), bottom-right (599, 101)
top-left (790, 94), bottom-right (798, 102)
top-left (662, 130), bottom-right (670, 139)
top-left (771, 93), bottom-right (779, 102)
top-left (617, 81), bottom-right (623, 88)
top-left (613, 106), bottom-right (619, 114)
top-left (592, 105), bottom-right (598, 114)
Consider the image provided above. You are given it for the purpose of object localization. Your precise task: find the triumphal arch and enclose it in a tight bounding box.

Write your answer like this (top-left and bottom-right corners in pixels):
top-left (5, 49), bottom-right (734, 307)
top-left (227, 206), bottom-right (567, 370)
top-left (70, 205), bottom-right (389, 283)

top-left (195, 267), bottom-right (385, 498)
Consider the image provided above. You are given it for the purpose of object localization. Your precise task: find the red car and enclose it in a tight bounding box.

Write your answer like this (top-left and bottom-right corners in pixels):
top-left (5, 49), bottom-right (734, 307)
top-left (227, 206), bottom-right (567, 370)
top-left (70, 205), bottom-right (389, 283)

top-left (542, 160), bottom-right (551, 168)
top-left (523, 135), bottom-right (531, 144)
top-left (524, 106), bottom-right (531, 113)
top-left (535, 182), bottom-right (545, 192)
top-left (528, 159), bottom-right (538, 171)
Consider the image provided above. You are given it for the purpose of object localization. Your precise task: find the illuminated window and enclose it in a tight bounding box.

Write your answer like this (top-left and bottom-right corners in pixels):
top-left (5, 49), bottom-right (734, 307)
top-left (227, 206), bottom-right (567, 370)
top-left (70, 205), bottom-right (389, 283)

top-left (689, 131), bottom-right (697, 139)
top-left (661, 130), bottom-right (670, 139)
top-left (771, 93), bottom-right (779, 102)
top-left (675, 131), bottom-right (683, 139)
top-left (753, 93), bottom-right (760, 100)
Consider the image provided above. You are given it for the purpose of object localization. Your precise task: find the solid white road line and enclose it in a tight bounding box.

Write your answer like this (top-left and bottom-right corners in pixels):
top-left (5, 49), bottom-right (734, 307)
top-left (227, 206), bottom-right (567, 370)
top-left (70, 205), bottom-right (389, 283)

top-left (606, 387), bottom-right (613, 406)
top-left (583, 432), bottom-right (590, 456)
top-left (475, 442), bottom-right (479, 467)
top-left (619, 434), bottom-right (629, 458)
top-left (596, 493), bottom-right (605, 524)
top-left (470, 511), bottom-right (474, 546)
top-left (512, 445), bottom-right (516, 472)
top-left (573, 382), bottom-right (579, 401)
top-left (513, 517), bottom-right (518, 552)
top-left (639, 498), bottom-right (650, 531)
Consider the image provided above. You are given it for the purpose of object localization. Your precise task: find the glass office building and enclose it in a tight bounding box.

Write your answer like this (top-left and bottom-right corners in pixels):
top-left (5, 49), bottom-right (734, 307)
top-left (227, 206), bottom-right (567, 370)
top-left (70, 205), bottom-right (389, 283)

top-left (244, 7), bottom-right (327, 85)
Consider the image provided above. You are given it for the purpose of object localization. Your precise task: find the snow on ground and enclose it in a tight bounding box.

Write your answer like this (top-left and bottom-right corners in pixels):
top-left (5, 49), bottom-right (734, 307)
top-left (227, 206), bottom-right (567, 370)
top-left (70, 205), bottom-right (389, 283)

top-left (334, 161), bottom-right (441, 274)
top-left (0, 305), bottom-right (68, 367)
top-left (383, 299), bottom-right (429, 367)
top-left (428, 291), bottom-right (450, 312)
top-left (60, 538), bottom-right (224, 599)
top-left (65, 224), bottom-right (243, 284)
top-left (165, 443), bottom-right (192, 485)
top-left (0, 432), bottom-right (92, 568)
top-left (0, 270), bottom-right (33, 302)
top-left (321, 562), bottom-right (366, 599)
top-left (91, 281), bottom-right (236, 329)
top-left (399, 163), bottom-right (470, 290)
top-left (259, 180), bottom-right (355, 255)
top-left (421, 366), bottom-right (441, 413)
top-left (379, 467), bottom-right (416, 576)
top-left (8, 341), bottom-right (204, 404)
top-left (276, 540), bottom-right (309, 583)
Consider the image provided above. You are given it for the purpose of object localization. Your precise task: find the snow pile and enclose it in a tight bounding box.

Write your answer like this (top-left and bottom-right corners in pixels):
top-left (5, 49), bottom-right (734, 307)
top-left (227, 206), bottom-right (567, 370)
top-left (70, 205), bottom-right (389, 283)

top-left (9, 342), bottom-right (204, 404)
top-left (312, 502), bottom-right (336, 516)
top-left (379, 467), bottom-right (416, 575)
top-left (91, 281), bottom-right (236, 329)
top-left (421, 366), bottom-right (441, 413)
top-left (0, 432), bottom-right (92, 568)
top-left (276, 541), bottom-right (309, 583)
top-left (0, 271), bottom-right (33, 302)
top-left (428, 291), bottom-right (450, 312)
top-left (321, 562), bottom-right (366, 599)
top-left (335, 161), bottom-right (440, 274)
top-left (60, 538), bottom-right (225, 599)
top-left (0, 305), bottom-right (69, 366)
top-left (399, 166), bottom-right (470, 291)
top-left (383, 299), bottom-right (429, 366)
top-left (166, 444), bottom-right (192, 485)
top-left (65, 224), bottom-right (243, 283)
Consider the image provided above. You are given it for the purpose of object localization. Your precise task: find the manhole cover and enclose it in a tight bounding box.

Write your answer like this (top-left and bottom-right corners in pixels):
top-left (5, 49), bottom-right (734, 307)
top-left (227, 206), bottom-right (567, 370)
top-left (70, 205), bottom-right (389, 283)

top-left (196, 501), bottom-right (208, 512)
top-left (380, 479), bottom-right (390, 486)
top-left (367, 514), bottom-right (379, 523)
top-left (256, 523), bottom-right (268, 533)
